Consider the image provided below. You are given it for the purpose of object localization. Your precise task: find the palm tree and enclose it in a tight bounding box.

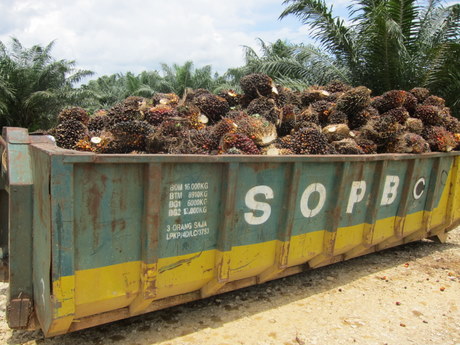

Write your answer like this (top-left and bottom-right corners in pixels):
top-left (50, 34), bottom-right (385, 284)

top-left (280, 0), bottom-right (460, 114)
top-left (157, 61), bottom-right (236, 96)
top-left (240, 38), bottom-right (351, 89)
top-left (0, 38), bottom-right (93, 130)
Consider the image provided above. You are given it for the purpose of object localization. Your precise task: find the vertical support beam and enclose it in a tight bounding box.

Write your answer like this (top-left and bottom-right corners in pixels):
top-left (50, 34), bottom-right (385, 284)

top-left (201, 162), bottom-right (238, 298)
top-left (422, 157), bottom-right (442, 236)
top-left (129, 163), bottom-right (161, 315)
top-left (308, 161), bottom-right (350, 268)
top-left (394, 159), bottom-right (418, 239)
top-left (345, 160), bottom-right (387, 259)
top-left (257, 162), bottom-right (301, 283)
top-left (46, 155), bottom-right (75, 336)
top-left (1, 128), bottom-right (34, 329)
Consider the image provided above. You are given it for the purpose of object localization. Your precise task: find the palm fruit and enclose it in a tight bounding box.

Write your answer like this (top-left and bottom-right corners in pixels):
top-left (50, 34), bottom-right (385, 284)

top-left (277, 135), bottom-right (295, 150)
top-left (442, 115), bottom-right (460, 133)
top-left (385, 133), bottom-right (430, 154)
top-left (152, 92), bottom-right (180, 107)
top-left (322, 124), bottom-right (352, 142)
top-left (278, 104), bottom-right (302, 136)
top-left (55, 119), bottom-right (89, 150)
top-left (276, 86), bottom-right (300, 107)
top-left (311, 100), bottom-right (335, 126)
top-left (108, 96), bottom-right (146, 125)
top-left (246, 96), bottom-right (282, 125)
top-left (88, 110), bottom-right (109, 133)
top-left (209, 118), bottom-right (238, 148)
top-left (376, 90), bottom-right (408, 113)
top-left (405, 117), bottom-right (424, 135)
top-left (421, 126), bottom-right (456, 152)
top-left (332, 138), bottom-right (365, 154)
top-left (184, 88), bottom-right (211, 103)
top-left (335, 86), bottom-right (371, 116)
top-left (292, 106), bottom-right (321, 131)
top-left (109, 120), bottom-right (151, 152)
top-left (360, 116), bottom-right (404, 147)
top-left (240, 73), bottom-right (277, 99)
top-left (174, 104), bottom-right (208, 130)
top-left (187, 129), bottom-right (216, 154)
top-left (232, 113), bottom-right (277, 146)
top-left (193, 93), bottom-right (229, 122)
top-left (261, 143), bottom-right (294, 155)
top-left (57, 107), bottom-right (90, 125)
top-left (348, 106), bottom-right (375, 129)
top-left (300, 87), bottom-right (330, 106)
top-left (403, 92), bottom-right (418, 114)
top-left (381, 107), bottom-right (409, 125)
top-left (220, 133), bottom-right (260, 155)
top-left (74, 139), bottom-right (94, 152)
top-left (327, 109), bottom-right (348, 125)
top-left (324, 80), bottom-right (352, 93)
top-left (423, 95), bottom-right (445, 107)
top-left (145, 105), bottom-right (177, 125)
top-left (290, 127), bottom-right (335, 154)
top-left (414, 105), bottom-right (443, 126)
top-left (217, 89), bottom-right (240, 108)
top-left (355, 138), bottom-right (377, 154)
top-left (409, 87), bottom-right (430, 103)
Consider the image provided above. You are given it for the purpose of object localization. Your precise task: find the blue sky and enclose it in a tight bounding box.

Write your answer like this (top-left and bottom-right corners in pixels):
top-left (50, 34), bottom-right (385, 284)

top-left (0, 1), bottom-right (353, 79)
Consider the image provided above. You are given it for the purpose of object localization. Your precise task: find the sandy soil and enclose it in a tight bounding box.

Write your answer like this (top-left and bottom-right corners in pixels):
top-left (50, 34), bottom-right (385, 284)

top-left (1, 228), bottom-right (459, 345)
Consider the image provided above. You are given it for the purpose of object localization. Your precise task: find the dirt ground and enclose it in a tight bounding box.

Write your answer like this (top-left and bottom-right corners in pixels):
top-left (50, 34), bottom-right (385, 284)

top-left (1, 228), bottom-right (459, 345)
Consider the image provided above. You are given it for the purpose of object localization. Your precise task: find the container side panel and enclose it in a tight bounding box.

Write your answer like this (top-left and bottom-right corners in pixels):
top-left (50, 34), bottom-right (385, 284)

top-left (73, 164), bottom-right (144, 269)
top-left (31, 147), bottom-right (53, 332)
top-left (228, 163), bottom-right (287, 279)
top-left (155, 163), bottom-right (222, 298)
top-left (430, 157), bottom-right (454, 228)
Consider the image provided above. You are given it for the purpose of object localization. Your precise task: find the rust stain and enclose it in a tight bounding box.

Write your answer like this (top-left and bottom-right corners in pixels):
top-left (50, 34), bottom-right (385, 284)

top-left (158, 252), bottom-right (202, 273)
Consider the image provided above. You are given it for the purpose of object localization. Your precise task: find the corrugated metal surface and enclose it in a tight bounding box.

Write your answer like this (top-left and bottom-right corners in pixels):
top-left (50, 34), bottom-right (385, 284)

top-left (1, 127), bottom-right (460, 336)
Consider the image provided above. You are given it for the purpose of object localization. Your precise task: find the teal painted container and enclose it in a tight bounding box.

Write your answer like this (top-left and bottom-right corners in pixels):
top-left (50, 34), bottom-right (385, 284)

top-left (1, 127), bottom-right (460, 337)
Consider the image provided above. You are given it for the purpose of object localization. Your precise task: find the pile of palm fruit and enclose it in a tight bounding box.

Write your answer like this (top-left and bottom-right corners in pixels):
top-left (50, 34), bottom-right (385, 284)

top-left (50, 73), bottom-right (460, 155)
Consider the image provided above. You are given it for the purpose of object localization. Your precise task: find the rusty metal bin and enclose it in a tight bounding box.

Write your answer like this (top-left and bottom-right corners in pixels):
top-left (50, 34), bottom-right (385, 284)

top-left (1, 126), bottom-right (459, 337)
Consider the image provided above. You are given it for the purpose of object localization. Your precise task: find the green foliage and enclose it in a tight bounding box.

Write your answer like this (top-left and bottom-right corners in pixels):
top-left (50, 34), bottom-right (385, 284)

top-left (0, 38), bottom-right (93, 130)
top-left (280, 0), bottom-right (460, 115)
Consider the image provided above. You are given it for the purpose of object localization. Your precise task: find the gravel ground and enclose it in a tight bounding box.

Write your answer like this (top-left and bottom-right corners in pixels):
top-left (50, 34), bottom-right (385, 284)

top-left (1, 228), bottom-right (459, 345)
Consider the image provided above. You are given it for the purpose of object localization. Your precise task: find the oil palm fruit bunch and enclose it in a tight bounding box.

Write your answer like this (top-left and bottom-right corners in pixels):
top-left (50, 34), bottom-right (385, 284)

top-left (145, 105), bottom-right (177, 125)
top-left (322, 124), bottom-right (352, 142)
top-left (233, 113), bottom-right (277, 147)
top-left (423, 95), bottom-right (445, 107)
top-left (107, 96), bottom-right (147, 124)
top-left (278, 104), bottom-right (301, 136)
top-left (209, 117), bottom-right (238, 147)
top-left (405, 118), bottom-right (424, 135)
top-left (217, 89), bottom-right (240, 108)
top-left (324, 80), bottom-right (352, 94)
top-left (109, 120), bottom-right (151, 152)
top-left (335, 86), bottom-right (371, 116)
top-left (175, 104), bottom-right (208, 130)
top-left (152, 93), bottom-right (180, 107)
top-left (410, 87), bottom-right (430, 103)
top-left (414, 105), bottom-right (444, 126)
top-left (219, 133), bottom-right (260, 154)
top-left (193, 93), bottom-right (229, 123)
top-left (300, 87), bottom-right (330, 106)
top-left (311, 100), bottom-right (335, 126)
top-left (240, 73), bottom-right (277, 100)
top-left (246, 96), bottom-right (282, 126)
top-left (332, 138), bottom-right (364, 154)
top-left (372, 90), bottom-right (408, 113)
top-left (57, 107), bottom-right (90, 125)
top-left (421, 126), bottom-right (456, 152)
top-left (348, 107), bottom-right (376, 130)
top-left (54, 119), bottom-right (89, 149)
top-left (326, 109), bottom-right (348, 126)
top-left (360, 116), bottom-right (404, 148)
top-left (385, 133), bottom-right (430, 154)
top-left (381, 107), bottom-right (409, 125)
top-left (88, 110), bottom-right (109, 133)
top-left (355, 138), bottom-right (377, 154)
top-left (290, 127), bottom-right (335, 154)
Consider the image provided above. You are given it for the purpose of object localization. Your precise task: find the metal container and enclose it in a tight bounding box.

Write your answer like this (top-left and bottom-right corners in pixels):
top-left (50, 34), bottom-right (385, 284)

top-left (1, 127), bottom-right (459, 337)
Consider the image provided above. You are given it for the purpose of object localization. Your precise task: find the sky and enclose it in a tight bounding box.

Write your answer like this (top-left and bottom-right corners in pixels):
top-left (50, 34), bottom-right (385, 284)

top-left (0, 0), bottom-right (353, 80)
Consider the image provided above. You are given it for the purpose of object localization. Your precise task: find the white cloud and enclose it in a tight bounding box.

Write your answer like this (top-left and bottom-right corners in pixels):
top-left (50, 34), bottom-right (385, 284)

top-left (0, 0), bottom-right (332, 78)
